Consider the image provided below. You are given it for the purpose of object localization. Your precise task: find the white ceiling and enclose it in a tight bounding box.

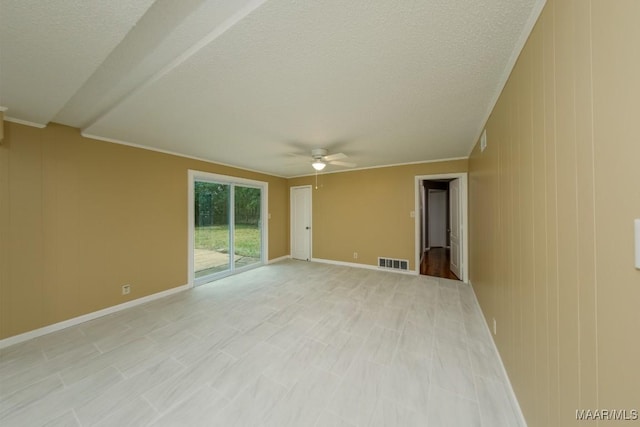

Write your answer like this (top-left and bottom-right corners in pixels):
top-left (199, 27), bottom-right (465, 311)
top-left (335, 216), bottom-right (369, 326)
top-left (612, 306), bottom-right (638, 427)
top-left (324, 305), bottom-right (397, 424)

top-left (0, 0), bottom-right (545, 177)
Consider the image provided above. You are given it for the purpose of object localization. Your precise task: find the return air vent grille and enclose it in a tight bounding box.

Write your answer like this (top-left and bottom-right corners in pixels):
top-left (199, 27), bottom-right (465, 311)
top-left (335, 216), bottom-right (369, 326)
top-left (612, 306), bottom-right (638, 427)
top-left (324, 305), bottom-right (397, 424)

top-left (378, 257), bottom-right (409, 271)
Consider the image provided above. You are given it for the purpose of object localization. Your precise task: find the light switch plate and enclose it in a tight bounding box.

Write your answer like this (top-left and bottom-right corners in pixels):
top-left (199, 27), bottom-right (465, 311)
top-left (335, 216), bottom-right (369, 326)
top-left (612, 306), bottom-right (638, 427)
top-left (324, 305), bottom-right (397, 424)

top-left (480, 129), bottom-right (487, 152)
top-left (635, 219), bottom-right (640, 269)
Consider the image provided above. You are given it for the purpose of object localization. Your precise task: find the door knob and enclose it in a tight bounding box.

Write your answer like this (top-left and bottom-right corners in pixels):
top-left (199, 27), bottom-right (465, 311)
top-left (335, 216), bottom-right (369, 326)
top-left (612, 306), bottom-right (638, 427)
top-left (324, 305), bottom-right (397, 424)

top-left (306, 226), bottom-right (310, 230)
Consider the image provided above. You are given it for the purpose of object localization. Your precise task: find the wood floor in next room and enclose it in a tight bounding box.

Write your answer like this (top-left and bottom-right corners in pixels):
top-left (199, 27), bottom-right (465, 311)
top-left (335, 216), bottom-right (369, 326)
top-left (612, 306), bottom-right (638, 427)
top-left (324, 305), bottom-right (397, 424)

top-left (420, 247), bottom-right (460, 280)
top-left (0, 260), bottom-right (521, 427)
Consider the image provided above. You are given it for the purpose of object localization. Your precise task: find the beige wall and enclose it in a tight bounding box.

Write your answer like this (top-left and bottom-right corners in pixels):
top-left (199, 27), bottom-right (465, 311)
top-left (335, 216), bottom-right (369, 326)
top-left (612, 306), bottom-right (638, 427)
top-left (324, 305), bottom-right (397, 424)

top-left (0, 122), bottom-right (289, 340)
top-left (289, 159), bottom-right (468, 271)
top-left (468, 1), bottom-right (640, 426)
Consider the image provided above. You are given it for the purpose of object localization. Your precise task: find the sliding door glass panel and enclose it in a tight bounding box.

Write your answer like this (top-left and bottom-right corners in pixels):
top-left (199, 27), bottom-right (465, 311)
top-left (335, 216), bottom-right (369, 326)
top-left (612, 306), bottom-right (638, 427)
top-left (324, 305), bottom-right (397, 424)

top-left (234, 185), bottom-right (262, 270)
top-left (194, 181), bottom-right (230, 278)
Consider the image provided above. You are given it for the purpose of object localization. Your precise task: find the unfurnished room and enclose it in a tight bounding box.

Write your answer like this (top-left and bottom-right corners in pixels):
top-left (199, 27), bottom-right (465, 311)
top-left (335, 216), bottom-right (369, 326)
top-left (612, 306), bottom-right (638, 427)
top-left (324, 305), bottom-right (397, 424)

top-left (1, 1), bottom-right (639, 426)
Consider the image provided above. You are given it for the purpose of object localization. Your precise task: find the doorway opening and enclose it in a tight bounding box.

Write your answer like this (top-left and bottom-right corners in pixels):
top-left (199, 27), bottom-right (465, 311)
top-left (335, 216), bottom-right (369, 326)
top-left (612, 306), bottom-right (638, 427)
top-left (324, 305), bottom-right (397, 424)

top-left (188, 170), bottom-right (268, 286)
top-left (414, 173), bottom-right (468, 282)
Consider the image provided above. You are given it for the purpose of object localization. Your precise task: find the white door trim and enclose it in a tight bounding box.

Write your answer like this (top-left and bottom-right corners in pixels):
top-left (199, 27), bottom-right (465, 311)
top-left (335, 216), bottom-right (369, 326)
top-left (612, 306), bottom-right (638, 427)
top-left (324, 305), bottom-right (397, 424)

top-left (414, 173), bottom-right (469, 283)
top-left (290, 185), bottom-right (312, 261)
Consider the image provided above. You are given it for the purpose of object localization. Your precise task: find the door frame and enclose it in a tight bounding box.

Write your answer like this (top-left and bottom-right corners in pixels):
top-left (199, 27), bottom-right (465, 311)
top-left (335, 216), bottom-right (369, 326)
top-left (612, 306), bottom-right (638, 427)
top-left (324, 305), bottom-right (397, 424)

top-left (188, 170), bottom-right (269, 287)
top-left (414, 173), bottom-right (468, 282)
top-left (290, 185), bottom-right (312, 261)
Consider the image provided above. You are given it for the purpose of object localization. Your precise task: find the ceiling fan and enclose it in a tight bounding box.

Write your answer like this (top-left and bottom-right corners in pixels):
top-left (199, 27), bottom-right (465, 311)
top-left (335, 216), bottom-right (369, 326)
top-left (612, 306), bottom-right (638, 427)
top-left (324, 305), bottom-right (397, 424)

top-left (291, 148), bottom-right (356, 171)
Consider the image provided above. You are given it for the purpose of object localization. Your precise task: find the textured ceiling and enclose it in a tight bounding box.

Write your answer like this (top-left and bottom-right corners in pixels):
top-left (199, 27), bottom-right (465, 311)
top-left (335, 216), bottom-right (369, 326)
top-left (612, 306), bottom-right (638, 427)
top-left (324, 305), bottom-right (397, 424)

top-left (0, 0), bottom-right (156, 125)
top-left (0, 0), bottom-right (545, 177)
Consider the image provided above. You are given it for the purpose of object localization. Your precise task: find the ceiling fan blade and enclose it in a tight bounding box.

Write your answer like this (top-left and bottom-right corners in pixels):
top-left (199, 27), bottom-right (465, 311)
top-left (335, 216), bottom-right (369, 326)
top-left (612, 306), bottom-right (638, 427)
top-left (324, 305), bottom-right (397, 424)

top-left (287, 152), bottom-right (310, 159)
top-left (323, 152), bottom-right (347, 161)
top-left (329, 160), bottom-right (356, 168)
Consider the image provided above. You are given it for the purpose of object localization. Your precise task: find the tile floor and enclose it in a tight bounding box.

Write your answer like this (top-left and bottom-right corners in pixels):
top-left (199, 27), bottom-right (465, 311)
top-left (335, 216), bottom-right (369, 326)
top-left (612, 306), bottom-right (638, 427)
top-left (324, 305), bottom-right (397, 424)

top-left (0, 260), bottom-right (523, 426)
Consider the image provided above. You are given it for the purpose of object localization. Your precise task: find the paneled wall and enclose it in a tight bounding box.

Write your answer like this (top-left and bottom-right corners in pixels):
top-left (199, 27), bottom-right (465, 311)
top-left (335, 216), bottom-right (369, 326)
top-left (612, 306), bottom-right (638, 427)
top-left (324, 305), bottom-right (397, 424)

top-left (0, 123), bottom-right (289, 340)
top-left (469, 1), bottom-right (640, 425)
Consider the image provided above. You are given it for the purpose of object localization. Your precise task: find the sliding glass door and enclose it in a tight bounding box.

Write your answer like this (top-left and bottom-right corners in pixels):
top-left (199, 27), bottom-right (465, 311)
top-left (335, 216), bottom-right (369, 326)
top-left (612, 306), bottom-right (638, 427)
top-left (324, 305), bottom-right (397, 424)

top-left (233, 185), bottom-right (262, 270)
top-left (194, 181), bottom-right (231, 278)
top-left (190, 171), bottom-right (267, 285)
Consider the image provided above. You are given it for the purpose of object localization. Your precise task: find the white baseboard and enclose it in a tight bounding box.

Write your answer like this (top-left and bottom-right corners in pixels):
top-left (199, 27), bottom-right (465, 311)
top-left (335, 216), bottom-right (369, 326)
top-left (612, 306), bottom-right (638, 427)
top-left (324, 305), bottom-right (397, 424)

top-left (311, 257), bottom-right (418, 276)
top-left (268, 255), bottom-right (291, 264)
top-left (0, 284), bottom-right (190, 349)
top-left (467, 281), bottom-right (528, 426)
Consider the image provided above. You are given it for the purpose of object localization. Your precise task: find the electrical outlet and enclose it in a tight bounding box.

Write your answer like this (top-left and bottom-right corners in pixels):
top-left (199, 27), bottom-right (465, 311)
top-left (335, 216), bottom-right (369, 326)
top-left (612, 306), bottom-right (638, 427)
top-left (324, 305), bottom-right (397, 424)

top-left (122, 284), bottom-right (131, 295)
top-left (353, 252), bottom-right (358, 259)
top-left (492, 318), bottom-right (497, 335)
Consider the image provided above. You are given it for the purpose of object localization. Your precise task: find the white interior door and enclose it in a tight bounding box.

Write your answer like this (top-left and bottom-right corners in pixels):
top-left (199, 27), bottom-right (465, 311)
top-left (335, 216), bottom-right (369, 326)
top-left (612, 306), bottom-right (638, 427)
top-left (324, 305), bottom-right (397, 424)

top-left (449, 179), bottom-right (462, 279)
top-left (428, 190), bottom-right (447, 247)
top-left (291, 186), bottom-right (311, 261)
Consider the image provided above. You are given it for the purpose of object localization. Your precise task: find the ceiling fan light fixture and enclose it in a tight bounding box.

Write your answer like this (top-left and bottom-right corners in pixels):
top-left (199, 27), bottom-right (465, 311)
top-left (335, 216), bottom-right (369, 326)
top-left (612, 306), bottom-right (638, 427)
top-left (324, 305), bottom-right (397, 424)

top-left (312, 160), bottom-right (326, 171)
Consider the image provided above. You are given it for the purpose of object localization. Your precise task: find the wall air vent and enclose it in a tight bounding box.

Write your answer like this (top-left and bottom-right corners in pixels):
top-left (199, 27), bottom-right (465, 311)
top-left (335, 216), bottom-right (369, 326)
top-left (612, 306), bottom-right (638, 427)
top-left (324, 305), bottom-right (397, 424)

top-left (378, 257), bottom-right (409, 271)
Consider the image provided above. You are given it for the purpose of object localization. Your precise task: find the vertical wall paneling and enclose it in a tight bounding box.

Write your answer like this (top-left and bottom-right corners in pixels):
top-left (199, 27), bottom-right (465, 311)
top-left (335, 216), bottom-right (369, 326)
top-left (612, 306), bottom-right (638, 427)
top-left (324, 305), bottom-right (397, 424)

top-left (0, 123), bottom-right (289, 340)
top-left (542, 5), bottom-right (560, 425)
top-left (591, 0), bottom-right (640, 409)
top-left (573, 0), bottom-right (598, 414)
top-left (530, 17), bottom-right (549, 427)
top-left (553, 0), bottom-right (581, 423)
top-left (469, 0), bottom-right (640, 425)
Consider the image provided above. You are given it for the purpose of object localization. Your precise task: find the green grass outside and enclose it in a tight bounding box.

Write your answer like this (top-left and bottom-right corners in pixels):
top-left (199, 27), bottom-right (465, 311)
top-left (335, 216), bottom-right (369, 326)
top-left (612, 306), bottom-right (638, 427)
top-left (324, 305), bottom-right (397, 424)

top-left (195, 224), bottom-right (260, 258)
